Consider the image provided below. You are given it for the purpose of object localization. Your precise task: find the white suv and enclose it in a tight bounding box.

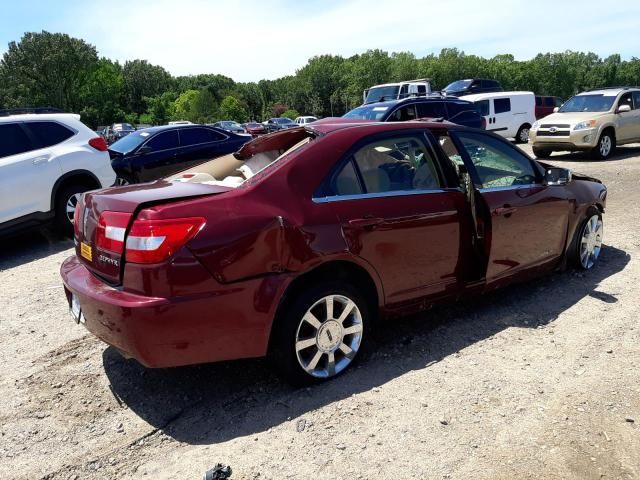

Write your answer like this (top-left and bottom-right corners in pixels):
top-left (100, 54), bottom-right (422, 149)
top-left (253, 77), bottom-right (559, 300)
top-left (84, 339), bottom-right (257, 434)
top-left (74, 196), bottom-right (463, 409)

top-left (0, 112), bottom-right (116, 236)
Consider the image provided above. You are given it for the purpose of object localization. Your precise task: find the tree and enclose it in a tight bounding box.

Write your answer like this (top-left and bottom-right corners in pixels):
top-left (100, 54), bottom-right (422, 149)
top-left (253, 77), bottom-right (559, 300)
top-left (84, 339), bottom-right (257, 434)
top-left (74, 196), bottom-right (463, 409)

top-left (271, 102), bottom-right (289, 117)
top-left (123, 59), bottom-right (173, 115)
top-left (281, 109), bottom-right (300, 120)
top-left (218, 95), bottom-right (249, 122)
top-left (79, 58), bottom-right (125, 127)
top-left (0, 31), bottom-right (98, 110)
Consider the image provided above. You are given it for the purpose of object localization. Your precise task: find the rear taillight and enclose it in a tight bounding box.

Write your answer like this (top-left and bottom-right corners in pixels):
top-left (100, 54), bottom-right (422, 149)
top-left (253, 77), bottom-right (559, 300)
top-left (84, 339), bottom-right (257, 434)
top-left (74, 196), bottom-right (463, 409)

top-left (73, 202), bottom-right (82, 238)
top-left (125, 216), bottom-right (206, 264)
top-left (95, 211), bottom-right (205, 264)
top-left (89, 137), bottom-right (108, 151)
top-left (96, 211), bottom-right (132, 254)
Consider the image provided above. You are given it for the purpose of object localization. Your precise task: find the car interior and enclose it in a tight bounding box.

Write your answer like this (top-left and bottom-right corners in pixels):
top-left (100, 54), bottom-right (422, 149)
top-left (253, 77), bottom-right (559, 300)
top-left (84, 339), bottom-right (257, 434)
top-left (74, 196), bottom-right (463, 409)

top-left (167, 137), bottom-right (313, 187)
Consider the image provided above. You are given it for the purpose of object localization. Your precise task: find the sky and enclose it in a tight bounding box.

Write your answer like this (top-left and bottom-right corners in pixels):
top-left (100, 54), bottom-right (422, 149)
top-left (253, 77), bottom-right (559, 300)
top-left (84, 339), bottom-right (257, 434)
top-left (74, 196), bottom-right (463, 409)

top-left (1, 0), bottom-right (639, 82)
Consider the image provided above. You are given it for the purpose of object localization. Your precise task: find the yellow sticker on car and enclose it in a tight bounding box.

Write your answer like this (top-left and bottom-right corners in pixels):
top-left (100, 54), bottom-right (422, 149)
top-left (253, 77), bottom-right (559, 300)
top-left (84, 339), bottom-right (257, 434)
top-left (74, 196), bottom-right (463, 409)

top-left (80, 242), bottom-right (93, 262)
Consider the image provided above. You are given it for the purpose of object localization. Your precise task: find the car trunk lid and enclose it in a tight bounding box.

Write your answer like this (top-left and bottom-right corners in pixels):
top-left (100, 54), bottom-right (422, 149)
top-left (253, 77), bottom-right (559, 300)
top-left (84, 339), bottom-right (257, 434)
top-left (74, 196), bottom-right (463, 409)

top-left (75, 180), bottom-right (231, 284)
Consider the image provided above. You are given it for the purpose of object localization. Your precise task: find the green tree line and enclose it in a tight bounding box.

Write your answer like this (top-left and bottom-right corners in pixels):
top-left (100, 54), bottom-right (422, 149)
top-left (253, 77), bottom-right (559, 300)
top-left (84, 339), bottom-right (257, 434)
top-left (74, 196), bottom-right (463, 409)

top-left (1, 31), bottom-right (639, 128)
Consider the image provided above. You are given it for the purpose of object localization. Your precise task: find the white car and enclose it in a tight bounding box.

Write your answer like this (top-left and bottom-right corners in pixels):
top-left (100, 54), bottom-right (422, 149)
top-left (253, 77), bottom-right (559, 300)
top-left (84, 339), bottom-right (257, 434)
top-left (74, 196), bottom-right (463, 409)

top-left (460, 91), bottom-right (536, 143)
top-left (0, 112), bottom-right (116, 236)
top-left (295, 116), bottom-right (318, 125)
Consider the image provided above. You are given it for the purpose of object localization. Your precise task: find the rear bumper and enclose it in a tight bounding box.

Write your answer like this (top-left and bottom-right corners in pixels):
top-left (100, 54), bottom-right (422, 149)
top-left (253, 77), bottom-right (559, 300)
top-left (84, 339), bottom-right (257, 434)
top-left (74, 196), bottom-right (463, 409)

top-left (60, 255), bottom-right (289, 368)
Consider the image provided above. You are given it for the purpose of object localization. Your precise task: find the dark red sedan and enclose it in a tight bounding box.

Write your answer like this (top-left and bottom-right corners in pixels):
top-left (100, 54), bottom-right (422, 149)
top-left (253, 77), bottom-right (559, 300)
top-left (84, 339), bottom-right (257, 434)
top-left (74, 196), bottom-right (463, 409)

top-left (61, 121), bottom-right (606, 384)
top-left (242, 122), bottom-right (267, 136)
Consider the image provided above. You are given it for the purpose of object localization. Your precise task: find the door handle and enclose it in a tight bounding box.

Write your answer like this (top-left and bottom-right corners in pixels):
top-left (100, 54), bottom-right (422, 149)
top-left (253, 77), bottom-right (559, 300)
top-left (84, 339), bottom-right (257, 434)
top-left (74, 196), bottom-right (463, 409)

top-left (493, 206), bottom-right (518, 217)
top-left (33, 156), bottom-right (49, 165)
top-left (348, 217), bottom-right (384, 229)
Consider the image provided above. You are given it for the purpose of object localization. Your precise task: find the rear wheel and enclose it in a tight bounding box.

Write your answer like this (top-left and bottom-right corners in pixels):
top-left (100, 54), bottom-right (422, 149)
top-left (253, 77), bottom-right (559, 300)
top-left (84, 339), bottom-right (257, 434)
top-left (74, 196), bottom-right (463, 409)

top-left (568, 210), bottom-right (603, 270)
top-left (515, 124), bottom-right (530, 144)
top-left (270, 282), bottom-right (371, 386)
top-left (592, 131), bottom-right (615, 160)
top-left (115, 175), bottom-right (133, 186)
top-left (532, 146), bottom-right (552, 158)
top-left (54, 184), bottom-right (90, 237)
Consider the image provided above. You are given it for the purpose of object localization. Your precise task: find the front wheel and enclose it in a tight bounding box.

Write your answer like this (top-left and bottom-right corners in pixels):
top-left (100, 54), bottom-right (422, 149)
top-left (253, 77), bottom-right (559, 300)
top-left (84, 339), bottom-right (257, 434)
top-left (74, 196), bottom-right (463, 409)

top-left (270, 282), bottom-right (371, 386)
top-left (592, 132), bottom-right (615, 160)
top-left (569, 211), bottom-right (603, 270)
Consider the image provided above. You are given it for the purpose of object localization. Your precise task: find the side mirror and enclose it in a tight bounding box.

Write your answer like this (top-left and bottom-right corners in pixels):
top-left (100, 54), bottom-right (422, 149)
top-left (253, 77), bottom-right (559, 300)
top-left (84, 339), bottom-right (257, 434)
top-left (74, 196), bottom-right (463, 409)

top-left (553, 107), bottom-right (560, 113)
top-left (617, 104), bottom-right (631, 113)
top-left (137, 145), bottom-right (152, 155)
top-left (544, 167), bottom-right (572, 186)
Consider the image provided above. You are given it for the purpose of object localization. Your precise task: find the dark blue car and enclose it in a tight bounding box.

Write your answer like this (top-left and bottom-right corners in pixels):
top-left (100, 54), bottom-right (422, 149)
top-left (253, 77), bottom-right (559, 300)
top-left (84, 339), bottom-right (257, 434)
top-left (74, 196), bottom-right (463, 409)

top-left (343, 96), bottom-right (484, 129)
top-left (108, 125), bottom-right (251, 184)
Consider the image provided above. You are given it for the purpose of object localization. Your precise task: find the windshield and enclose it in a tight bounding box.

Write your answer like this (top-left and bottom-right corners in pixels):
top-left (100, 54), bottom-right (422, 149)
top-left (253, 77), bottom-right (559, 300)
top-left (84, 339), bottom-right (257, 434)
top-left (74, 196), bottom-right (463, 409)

top-left (343, 105), bottom-right (388, 121)
top-left (109, 131), bottom-right (148, 154)
top-left (365, 86), bottom-right (399, 103)
top-left (444, 80), bottom-right (473, 92)
top-left (559, 94), bottom-right (616, 113)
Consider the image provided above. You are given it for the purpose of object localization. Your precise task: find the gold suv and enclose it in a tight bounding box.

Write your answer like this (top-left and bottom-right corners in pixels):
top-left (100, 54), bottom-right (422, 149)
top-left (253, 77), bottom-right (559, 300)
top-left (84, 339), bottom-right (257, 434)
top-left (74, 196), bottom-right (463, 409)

top-left (529, 87), bottom-right (640, 159)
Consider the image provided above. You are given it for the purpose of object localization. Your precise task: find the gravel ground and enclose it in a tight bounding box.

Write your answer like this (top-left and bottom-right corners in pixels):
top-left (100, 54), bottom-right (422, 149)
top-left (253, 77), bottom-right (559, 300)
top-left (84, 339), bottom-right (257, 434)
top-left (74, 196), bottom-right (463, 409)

top-left (1, 144), bottom-right (639, 480)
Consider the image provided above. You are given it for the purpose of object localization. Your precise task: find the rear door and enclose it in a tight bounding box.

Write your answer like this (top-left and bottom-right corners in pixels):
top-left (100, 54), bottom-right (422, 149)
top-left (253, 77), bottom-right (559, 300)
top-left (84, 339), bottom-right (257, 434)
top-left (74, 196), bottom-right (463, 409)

top-left (449, 130), bottom-right (571, 286)
top-left (0, 122), bottom-right (62, 222)
top-left (316, 130), bottom-right (471, 304)
top-left (135, 129), bottom-right (180, 181)
top-left (632, 92), bottom-right (640, 140)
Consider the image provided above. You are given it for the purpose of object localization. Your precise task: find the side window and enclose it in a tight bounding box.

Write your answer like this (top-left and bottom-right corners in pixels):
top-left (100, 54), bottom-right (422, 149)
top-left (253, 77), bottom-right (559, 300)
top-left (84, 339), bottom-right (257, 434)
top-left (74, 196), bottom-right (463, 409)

top-left (494, 98), bottom-right (511, 114)
top-left (535, 96), bottom-right (542, 106)
top-left (333, 160), bottom-right (362, 195)
top-left (436, 133), bottom-right (465, 172)
top-left (416, 102), bottom-right (445, 118)
top-left (417, 85), bottom-right (427, 95)
top-left (26, 121), bottom-right (75, 148)
top-left (618, 93), bottom-right (633, 110)
top-left (388, 105), bottom-right (417, 122)
top-left (454, 132), bottom-right (537, 189)
top-left (475, 100), bottom-right (490, 117)
top-left (634, 92), bottom-right (640, 110)
top-left (0, 123), bottom-right (33, 158)
top-left (352, 137), bottom-right (441, 193)
top-left (555, 97), bottom-right (564, 107)
top-left (543, 97), bottom-right (556, 107)
top-left (399, 85), bottom-right (408, 98)
top-left (208, 128), bottom-right (226, 141)
top-left (145, 130), bottom-right (179, 151)
top-left (180, 127), bottom-right (214, 146)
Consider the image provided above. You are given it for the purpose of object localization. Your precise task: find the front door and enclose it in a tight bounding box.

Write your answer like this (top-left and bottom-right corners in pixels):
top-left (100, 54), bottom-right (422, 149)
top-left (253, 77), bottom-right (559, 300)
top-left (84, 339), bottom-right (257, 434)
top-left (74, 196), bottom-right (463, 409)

top-left (450, 130), bottom-right (571, 286)
top-left (319, 132), bottom-right (470, 304)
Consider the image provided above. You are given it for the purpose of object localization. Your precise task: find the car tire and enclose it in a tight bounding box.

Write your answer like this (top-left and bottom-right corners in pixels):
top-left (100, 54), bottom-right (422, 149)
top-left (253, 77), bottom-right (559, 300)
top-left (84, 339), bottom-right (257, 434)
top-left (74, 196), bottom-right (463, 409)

top-left (568, 208), bottom-right (603, 270)
top-left (270, 282), bottom-right (372, 386)
top-left (54, 184), bottom-right (90, 237)
top-left (515, 124), bottom-right (530, 144)
top-left (115, 175), bottom-right (134, 186)
top-left (592, 131), bottom-right (615, 160)
top-left (532, 146), bottom-right (552, 158)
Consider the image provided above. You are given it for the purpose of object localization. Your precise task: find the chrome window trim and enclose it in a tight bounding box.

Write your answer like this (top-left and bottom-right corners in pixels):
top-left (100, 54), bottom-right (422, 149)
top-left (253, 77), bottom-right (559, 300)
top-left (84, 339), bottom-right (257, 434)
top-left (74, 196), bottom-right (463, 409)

top-left (312, 188), bottom-right (462, 204)
top-left (478, 184), bottom-right (538, 193)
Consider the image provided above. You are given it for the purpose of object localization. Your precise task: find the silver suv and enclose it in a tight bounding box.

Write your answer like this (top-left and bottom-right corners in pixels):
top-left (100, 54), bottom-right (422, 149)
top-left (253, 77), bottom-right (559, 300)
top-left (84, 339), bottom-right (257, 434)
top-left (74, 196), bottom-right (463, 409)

top-left (529, 87), bottom-right (640, 160)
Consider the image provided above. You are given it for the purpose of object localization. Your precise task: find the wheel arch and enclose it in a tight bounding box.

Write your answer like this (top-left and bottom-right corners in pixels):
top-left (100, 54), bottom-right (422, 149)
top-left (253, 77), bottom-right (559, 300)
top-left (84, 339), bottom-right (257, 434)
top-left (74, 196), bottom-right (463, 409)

top-left (267, 259), bottom-right (382, 353)
top-left (50, 170), bottom-right (102, 210)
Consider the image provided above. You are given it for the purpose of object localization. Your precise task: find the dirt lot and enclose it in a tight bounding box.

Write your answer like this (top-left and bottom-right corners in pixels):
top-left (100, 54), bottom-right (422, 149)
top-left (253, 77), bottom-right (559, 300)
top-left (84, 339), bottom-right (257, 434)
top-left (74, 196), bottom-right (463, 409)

top-left (1, 144), bottom-right (639, 480)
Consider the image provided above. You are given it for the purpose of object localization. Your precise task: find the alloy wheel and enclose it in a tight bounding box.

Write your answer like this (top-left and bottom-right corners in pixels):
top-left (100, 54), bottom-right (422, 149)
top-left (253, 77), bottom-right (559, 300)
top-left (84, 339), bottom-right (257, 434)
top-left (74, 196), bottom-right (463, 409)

top-left (115, 177), bottom-right (130, 186)
top-left (294, 294), bottom-right (363, 379)
top-left (519, 127), bottom-right (530, 143)
top-left (599, 135), bottom-right (611, 158)
top-left (65, 193), bottom-right (81, 224)
top-left (579, 214), bottom-right (603, 269)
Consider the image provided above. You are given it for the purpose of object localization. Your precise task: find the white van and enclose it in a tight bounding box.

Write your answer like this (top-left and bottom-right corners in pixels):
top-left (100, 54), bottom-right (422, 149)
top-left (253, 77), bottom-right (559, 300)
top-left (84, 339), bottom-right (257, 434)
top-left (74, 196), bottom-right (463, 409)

top-left (460, 91), bottom-right (536, 143)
